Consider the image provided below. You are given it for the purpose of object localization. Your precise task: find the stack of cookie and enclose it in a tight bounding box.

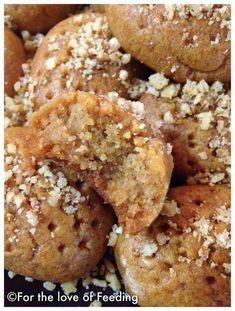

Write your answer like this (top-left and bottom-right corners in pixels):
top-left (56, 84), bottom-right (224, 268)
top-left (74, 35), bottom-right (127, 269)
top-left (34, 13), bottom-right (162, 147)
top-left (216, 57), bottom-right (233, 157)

top-left (4, 4), bottom-right (231, 306)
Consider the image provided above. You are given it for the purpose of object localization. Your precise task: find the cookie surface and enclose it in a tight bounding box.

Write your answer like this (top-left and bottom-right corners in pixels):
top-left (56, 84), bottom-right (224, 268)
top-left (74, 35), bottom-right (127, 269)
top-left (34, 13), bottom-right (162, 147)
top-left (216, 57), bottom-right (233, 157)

top-left (29, 91), bottom-right (173, 234)
top-left (141, 80), bottom-right (231, 185)
top-left (4, 4), bottom-right (77, 33)
top-left (106, 4), bottom-right (231, 83)
top-left (31, 12), bottom-right (142, 109)
top-left (91, 4), bottom-right (106, 13)
top-left (115, 185), bottom-right (231, 306)
top-left (4, 27), bottom-right (26, 96)
top-left (5, 127), bottom-right (114, 282)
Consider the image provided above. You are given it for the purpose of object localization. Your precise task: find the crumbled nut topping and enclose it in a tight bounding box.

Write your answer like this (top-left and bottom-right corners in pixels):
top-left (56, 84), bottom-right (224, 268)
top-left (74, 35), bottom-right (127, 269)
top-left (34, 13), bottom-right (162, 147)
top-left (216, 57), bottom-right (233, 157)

top-left (191, 208), bottom-right (231, 267)
top-left (107, 92), bottom-right (145, 120)
top-left (156, 232), bottom-right (169, 245)
top-left (5, 143), bottom-right (86, 241)
top-left (43, 281), bottom-right (56, 291)
top-left (153, 79), bottom-right (230, 185)
top-left (170, 64), bottom-right (179, 73)
top-left (8, 271), bottom-right (16, 279)
top-left (197, 111), bottom-right (213, 130)
top-left (198, 151), bottom-right (207, 160)
top-left (60, 280), bottom-right (78, 295)
top-left (163, 5), bottom-right (230, 31)
top-left (169, 267), bottom-right (176, 277)
top-left (161, 199), bottom-right (180, 217)
top-left (166, 143), bottom-right (173, 155)
top-left (128, 73), bottom-right (180, 100)
top-left (4, 14), bottom-right (13, 28)
top-left (213, 206), bottom-right (231, 224)
top-left (108, 224), bottom-right (123, 247)
top-left (4, 15), bottom-right (134, 128)
top-left (4, 61), bottom-right (38, 128)
top-left (89, 300), bottom-right (102, 307)
top-left (46, 15), bottom-right (131, 84)
top-left (45, 57), bottom-right (57, 70)
top-left (26, 211), bottom-right (39, 227)
top-left (211, 33), bottom-right (221, 45)
top-left (82, 257), bottom-right (121, 293)
top-left (134, 195), bottom-right (230, 275)
top-left (161, 84), bottom-right (181, 99)
top-left (214, 229), bottom-right (231, 249)
top-left (141, 242), bottom-right (158, 257)
top-left (223, 263), bottom-right (231, 274)
top-left (149, 73), bottom-right (169, 90)
top-left (21, 30), bottom-right (44, 54)
top-left (194, 216), bottom-right (212, 236)
top-left (92, 278), bottom-right (107, 288)
top-left (163, 5), bottom-right (231, 44)
top-left (178, 255), bottom-right (191, 264)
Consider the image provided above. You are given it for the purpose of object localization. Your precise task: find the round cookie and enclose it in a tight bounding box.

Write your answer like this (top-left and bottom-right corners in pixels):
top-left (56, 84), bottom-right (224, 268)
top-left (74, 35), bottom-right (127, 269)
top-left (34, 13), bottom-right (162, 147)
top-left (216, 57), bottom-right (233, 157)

top-left (4, 27), bottom-right (26, 96)
top-left (115, 185), bottom-right (231, 306)
top-left (4, 127), bottom-right (114, 282)
top-left (140, 80), bottom-right (231, 185)
top-left (30, 12), bottom-right (143, 109)
top-left (106, 4), bottom-right (231, 83)
top-left (29, 91), bottom-right (173, 234)
top-left (4, 4), bottom-right (78, 34)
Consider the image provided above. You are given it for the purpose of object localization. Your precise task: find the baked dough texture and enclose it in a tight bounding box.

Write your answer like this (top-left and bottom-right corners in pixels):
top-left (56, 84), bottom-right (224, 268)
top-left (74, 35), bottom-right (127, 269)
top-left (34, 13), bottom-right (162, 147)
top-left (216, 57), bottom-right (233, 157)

top-left (91, 5), bottom-right (106, 13)
top-left (4, 27), bottom-right (26, 96)
top-left (106, 4), bottom-right (231, 83)
top-left (29, 91), bottom-right (173, 234)
top-left (4, 4), bottom-right (78, 34)
top-left (5, 127), bottom-right (114, 282)
top-left (31, 12), bottom-right (142, 108)
top-left (115, 185), bottom-right (231, 306)
top-left (141, 80), bottom-right (231, 185)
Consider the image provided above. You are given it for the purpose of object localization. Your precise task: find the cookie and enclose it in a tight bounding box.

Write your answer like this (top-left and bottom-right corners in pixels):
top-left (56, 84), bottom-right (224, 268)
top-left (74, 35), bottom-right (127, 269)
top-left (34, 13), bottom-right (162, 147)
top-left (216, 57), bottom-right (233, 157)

top-left (91, 5), bottom-right (106, 13)
top-left (140, 80), bottom-right (231, 185)
top-left (115, 185), bottom-right (231, 306)
top-left (106, 4), bottom-right (231, 83)
top-left (29, 91), bottom-right (173, 234)
top-left (31, 12), bottom-right (143, 109)
top-left (4, 4), bottom-right (78, 34)
top-left (5, 127), bottom-right (114, 282)
top-left (4, 27), bottom-right (26, 96)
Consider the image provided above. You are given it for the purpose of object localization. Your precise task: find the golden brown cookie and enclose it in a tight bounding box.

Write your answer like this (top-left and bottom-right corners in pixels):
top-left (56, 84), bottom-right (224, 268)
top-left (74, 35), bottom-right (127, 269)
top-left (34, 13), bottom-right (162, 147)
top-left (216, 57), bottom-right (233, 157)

top-left (140, 80), bottom-right (231, 185)
top-left (4, 4), bottom-right (78, 34)
top-left (4, 27), bottom-right (26, 96)
top-left (115, 185), bottom-right (231, 306)
top-left (29, 91), bottom-right (173, 234)
top-left (106, 4), bottom-right (231, 83)
top-left (4, 127), bottom-right (114, 282)
top-left (30, 12), bottom-right (143, 109)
